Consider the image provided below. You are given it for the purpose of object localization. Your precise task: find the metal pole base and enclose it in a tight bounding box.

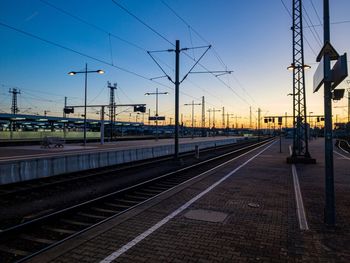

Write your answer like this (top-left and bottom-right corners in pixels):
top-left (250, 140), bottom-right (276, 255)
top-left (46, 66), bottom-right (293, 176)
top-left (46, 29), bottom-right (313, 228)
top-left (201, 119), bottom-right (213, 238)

top-left (286, 156), bottom-right (316, 164)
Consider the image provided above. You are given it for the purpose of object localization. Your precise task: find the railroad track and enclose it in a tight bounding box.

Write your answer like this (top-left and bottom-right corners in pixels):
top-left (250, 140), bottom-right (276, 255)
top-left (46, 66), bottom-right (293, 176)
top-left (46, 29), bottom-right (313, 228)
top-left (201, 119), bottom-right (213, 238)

top-left (335, 139), bottom-right (350, 154)
top-left (0, 138), bottom-right (273, 262)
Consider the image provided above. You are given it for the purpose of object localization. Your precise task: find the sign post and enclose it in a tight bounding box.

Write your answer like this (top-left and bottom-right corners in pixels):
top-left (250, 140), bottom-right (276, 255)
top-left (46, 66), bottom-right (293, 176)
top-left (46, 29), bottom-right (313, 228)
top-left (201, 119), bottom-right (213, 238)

top-left (313, 0), bottom-right (348, 226)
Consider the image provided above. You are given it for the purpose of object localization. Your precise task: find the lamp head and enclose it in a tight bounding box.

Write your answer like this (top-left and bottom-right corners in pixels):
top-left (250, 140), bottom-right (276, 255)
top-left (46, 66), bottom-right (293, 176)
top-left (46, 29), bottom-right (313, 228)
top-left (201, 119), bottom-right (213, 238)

top-left (97, 70), bottom-right (104, 74)
top-left (68, 71), bottom-right (76, 75)
top-left (287, 64), bottom-right (294, 71)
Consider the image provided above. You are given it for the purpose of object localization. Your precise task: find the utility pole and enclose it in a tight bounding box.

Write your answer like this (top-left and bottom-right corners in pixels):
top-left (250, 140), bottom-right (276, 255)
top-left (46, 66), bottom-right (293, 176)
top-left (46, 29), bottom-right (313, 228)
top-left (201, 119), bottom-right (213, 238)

top-left (348, 87), bottom-right (350, 123)
top-left (285, 112), bottom-right (288, 128)
top-left (9, 88), bottom-right (20, 114)
top-left (226, 113), bottom-right (235, 129)
top-left (258, 108), bottom-right (261, 140)
top-left (202, 96), bottom-right (205, 137)
top-left (235, 116), bottom-right (242, 130)
top-left (147, 40), bottom-right (226, 159)
top-left (287, 0), bottom-right (314, 163)
top-left (250, 106), bottom-right (252, 129)
top-left (64, 96), bottom-right (67, 138)
top-left (212, 108), bottom-right (221, 128)
top-left (222, 107), bottom-right (225, 128)
top-left (184, 100), bottom-right (201, 138)
top-left (175, 40), bottom-right (180, 159)
top-left (323, 0), bottom-right (335, 226)
top-left (100, 106), bottom-right (105, 145)
top-left (108, 82), bottom-right (117, 141)
top-left (148, 109), bottom-right (151, 125)
top-left (145, 88), bottom-right (169, 141)
top-left (64, 97), bottom-right (67, 118)
top-left (207, 109), bottom-right (212, 129)
top-left (9, 88), bottom-right (20, 134)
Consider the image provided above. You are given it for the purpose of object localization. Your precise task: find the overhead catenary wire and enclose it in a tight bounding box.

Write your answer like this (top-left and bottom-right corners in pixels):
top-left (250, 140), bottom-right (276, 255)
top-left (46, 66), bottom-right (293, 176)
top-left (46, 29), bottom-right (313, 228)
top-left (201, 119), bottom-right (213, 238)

top-left (39, 0), bottom-right (146, 52)
top-left (160, 0), bottom-right (227, 69)
top-left (310, 0), bottom-right (322, 25)
top-left (279, 0), bottom-right (318, 57)
top-left (0, 21), bottom-right (173, 91)
top-left (40, 0), bottom-right (177, 74)
top-left (302, 4), bottom-right (322, 47)
top-left (111, 0), bottom-right (253, 108)
top-left (160, 0), bottom-right (258, 108)
top-left (111, 0), bottom-right (174, 47)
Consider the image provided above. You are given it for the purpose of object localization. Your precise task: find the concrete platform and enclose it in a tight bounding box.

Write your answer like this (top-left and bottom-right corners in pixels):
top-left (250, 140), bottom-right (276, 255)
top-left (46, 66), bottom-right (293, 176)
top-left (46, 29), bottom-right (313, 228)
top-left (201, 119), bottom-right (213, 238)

top-left (0, 136), bottom-right (246, 184)
top-left (30, 137), bottom-right (350, 262)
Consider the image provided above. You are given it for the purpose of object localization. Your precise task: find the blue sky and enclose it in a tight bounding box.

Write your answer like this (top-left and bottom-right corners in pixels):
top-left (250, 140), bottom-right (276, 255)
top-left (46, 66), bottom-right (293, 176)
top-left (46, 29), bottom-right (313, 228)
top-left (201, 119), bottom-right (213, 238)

top-left (0, 0), bottom-right (349, 126)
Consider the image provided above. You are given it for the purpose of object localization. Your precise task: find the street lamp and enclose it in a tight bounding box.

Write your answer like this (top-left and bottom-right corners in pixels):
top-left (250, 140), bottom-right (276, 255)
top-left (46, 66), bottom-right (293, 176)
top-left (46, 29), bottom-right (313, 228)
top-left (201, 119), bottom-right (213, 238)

top-left (68, 63), bottom-right (104, 145)
top-left (145, 88), bottom-right (169, 140)
top-left (287, 63), bottom-right (311, 71)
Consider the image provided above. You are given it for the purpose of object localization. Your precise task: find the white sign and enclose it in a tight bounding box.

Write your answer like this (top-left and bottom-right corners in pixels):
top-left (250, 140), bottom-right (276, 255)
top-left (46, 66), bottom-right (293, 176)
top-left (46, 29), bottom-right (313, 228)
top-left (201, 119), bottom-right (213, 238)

top-left (313, 57), bottom-right (324, 93)
top-left (331, 53), bottom-right (348, 90)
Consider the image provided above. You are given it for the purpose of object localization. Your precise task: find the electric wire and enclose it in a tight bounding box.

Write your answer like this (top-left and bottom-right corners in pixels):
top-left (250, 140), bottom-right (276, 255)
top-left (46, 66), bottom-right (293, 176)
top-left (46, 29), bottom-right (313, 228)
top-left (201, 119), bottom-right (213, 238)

top-left (111, 0), bottom-right (174, 47)
top-left (0, 21), bottom-right (173, 91)
top-left (302, 4), bottom-right (322, 47)
top-left (40, 0), bottom-right (176, 74)
top-left (110, 0), bottom-right (251, 108)
top-left (310, 0), bottom-right (322, 25)
top-left (161, 0), bottom-right (227, 69)
top-left (108, 33), bottom-right (114, 65)
top-left (161, 0), bottom-right (258, 107)
top-left (308, 20), bottom-right (350, 27)
top-left (188, 25), bottom-right (196, 60)
top-left (88, 86), bottom-right (106, 104)
top-left (1, 84), bottom-right (80, 99)
top-left (39, 0), bottom-right (145, 52)
top-left (279, 0), bottom-right (318, 57)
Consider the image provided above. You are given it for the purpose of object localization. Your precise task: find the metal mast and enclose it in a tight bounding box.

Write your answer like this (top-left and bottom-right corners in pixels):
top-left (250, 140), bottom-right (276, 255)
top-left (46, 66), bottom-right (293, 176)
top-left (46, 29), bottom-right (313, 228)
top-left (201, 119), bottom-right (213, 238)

top-left (288, 0), bottom-right (313, 163)
top-left (108, 82), bottom-right (117, 140)
top-left (201, 96), bottom-right (205, 137)
top-left (9, 88), bottom-right (20, 114)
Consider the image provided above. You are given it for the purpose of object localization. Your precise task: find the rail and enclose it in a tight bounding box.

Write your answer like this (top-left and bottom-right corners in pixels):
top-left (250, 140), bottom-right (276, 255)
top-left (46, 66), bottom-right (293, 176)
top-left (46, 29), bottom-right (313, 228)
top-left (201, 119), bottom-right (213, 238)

top-left (0, 138), bottom-right (274, 262)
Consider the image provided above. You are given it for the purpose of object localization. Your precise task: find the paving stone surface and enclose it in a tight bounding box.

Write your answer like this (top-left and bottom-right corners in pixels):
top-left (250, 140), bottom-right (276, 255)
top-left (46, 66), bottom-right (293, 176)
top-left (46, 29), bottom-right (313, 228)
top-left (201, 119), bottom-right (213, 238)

top-left (40, 138), bottom-right (350, 262)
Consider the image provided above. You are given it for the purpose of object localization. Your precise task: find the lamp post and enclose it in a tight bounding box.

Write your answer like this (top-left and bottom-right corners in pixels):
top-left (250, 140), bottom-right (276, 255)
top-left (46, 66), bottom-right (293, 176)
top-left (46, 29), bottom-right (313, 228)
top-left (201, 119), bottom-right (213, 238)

top-left (309, 111), bottom-right (313, 141)
top-left (145, 88), bottom-right (169, 140)
top-left (68, 63), bottom-right (104, 145)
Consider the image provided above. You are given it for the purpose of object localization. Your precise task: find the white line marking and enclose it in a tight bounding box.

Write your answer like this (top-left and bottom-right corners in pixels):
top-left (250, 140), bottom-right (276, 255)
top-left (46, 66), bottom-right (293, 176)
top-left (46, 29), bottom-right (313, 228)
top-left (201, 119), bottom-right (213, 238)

top-left (334, 150), bottom-right (350, 160)
top-left (288, 146), bottom-right (309, 231)
top-left (99, 141), bottom-right (276, 263)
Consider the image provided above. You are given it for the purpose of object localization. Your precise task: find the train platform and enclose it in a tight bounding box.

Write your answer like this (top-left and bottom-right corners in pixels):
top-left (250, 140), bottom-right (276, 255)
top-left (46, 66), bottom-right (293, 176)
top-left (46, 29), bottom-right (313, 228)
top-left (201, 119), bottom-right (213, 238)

top-left (0, 136), bottom-right (247, 184)
top-left (0, 136), bottom-right (241, 160)
top-left (29, 138), bottom-right (350, 262)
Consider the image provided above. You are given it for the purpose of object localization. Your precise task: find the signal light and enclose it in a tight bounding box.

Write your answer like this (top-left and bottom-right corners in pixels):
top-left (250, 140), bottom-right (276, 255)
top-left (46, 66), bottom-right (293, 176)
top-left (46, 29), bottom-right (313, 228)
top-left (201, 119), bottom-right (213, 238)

top-left (134, 106), bottom-right (146, 113)
top-left (64, 107), bottom-right (74, 114)
top-left (278, 117), bottom-right (283, 125)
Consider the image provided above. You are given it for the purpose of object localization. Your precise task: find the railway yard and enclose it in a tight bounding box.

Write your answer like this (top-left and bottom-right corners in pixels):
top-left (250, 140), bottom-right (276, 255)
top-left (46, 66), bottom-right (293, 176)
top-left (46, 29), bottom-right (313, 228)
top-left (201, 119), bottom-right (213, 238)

top-left (0, 136), bottom-right (349, 262)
